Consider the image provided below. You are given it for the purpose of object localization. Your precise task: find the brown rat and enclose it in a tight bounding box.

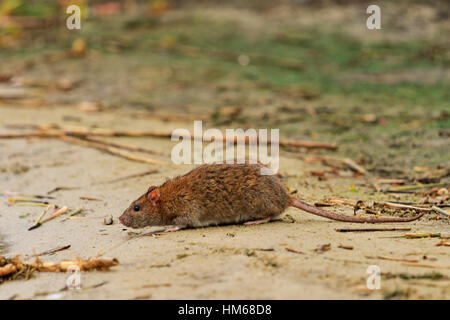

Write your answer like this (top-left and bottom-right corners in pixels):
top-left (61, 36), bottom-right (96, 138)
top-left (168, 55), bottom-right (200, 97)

top-left (119, 163), bottom-right (424, 231)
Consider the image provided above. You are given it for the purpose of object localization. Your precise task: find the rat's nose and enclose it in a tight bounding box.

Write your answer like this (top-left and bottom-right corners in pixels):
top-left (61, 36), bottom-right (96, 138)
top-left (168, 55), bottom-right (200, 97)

top-left (119, 213), bottom-right (130, 226)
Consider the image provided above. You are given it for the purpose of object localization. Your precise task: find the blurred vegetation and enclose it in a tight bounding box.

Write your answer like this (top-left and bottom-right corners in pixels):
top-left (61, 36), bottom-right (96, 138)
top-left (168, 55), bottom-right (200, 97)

top-left (0, 0), bottom-right (448, 170)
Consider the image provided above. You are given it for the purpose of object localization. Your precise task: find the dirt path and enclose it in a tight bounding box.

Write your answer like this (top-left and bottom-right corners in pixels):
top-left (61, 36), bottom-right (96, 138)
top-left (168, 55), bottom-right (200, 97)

top-left (0, 105), bottom-right (448, 300)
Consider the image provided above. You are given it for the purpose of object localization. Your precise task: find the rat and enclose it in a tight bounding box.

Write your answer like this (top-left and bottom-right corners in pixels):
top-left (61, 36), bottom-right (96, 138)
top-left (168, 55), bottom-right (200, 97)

top-left (119, 163), bottom-right (424, 231)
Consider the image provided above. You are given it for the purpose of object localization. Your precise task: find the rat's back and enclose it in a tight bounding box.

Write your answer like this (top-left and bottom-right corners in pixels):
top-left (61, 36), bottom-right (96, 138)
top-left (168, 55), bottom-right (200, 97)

top-left (159, 163), bottom-right (291, 227)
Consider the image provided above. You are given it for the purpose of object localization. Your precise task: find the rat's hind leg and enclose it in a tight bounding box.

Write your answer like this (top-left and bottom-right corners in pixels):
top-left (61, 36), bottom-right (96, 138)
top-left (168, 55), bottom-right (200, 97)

top-left (243, 217), bottom-right (271, 226)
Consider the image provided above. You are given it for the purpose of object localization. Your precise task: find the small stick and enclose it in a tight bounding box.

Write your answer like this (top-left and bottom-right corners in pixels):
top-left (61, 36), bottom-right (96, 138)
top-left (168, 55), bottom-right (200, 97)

top-left (17, 203), bottom-right (49, 207)
top-left (40, 206), bottom-right (68, 223)
top-left (0, 132), bottom-right (61, 139)
top-left (335, 227), bottom-right (411, 233)
top-left (315, 198), bottom-right (357, 207)
top-left (377, 179), bottom-right (406, 185)
top-left (130, 229), bottom-right (167, 238)
top-left (53, 126), bottom-right (171, 138)
top-left (314, 243), bottom-right (331, 253)
top-left (28, 205), bottom-right (54, 231)
top-left (81, 136), bottom-right (164, 156)
top-left (436, 240), bottom-right (450, 247)
top-left (60, 207), bottom-right (84, 222)
top-left (8, 198), bottom-right (49, 205)
top-left (432, 206), bottom-right (450, 218)
top-left (3, 191), bottom-right (55, 200)
top-left (26, 257), bottom-right (119, 272)
top-left (404, 233), bottom-right (446, 239)
top-left (69, 207), bottom-right (84, 216)
top-left (90, 280), bottom-right (109, 289)
top-left (365, 256), bottom-right (419, 263)
top-left (98, 169), bottom-right (159, 184)
top-left (402, 263), bottom-right (450, 269)
top-left (59, 135), bottom-right (160, 164)
top-left (79, 196), bottom-right (101, 201)
top-left (338, 245), bottom-right (353, 250)
top-left (318, 199), bottom-right (435, 214)
top-left (385, 201), bottom-right (418, 205)
top-left (285, 247), bottom-right (305, 254)
top-left (0, 257), bottom-right (118, 278)
top-left (47, 186), bottom-right (78, 194)
top-left (35, 245), bottom-right (71, 257)
top-left (376, 202), bottom-right (433, 213)
top-left (343, 158), bottom-right (366, 174)
top-left (141, 283), bottom-right (172, 288)
top-left (386, 183), bottom-right (447, 193)
top-left (61, 280), bottom-right (109, 291)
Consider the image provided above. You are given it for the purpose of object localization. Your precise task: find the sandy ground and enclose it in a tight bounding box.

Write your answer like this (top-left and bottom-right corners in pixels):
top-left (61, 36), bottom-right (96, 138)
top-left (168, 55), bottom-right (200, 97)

top-left (0, 105), bottom-right (449, 300)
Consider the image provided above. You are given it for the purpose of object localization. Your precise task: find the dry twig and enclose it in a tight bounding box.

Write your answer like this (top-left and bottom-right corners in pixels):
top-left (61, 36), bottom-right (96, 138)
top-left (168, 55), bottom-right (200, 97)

top-left (375, 202), bottom-right (433, 213)
top-left (365, 256), bottom-right (419, 263)
top-left (0, 124), bottom-right (338, 150)
top-left (285, 247), bottom-right (305, 254)
top-left (0, 255), bottom-right (119, 281)
top-left (432, 206), bottom-right (450, 218)
top-left (335, 227), bottom-right (411, 233)
top-left (34, 245), bottom-right (71, 257)
top-left (59, 135), bottom-right (160, 164)
top-left (99, 169), bottom-right (159, 184)
top-left (81, 136), bottom-right (163, 156)
top-left (28, 205), bottom-right (54, 231)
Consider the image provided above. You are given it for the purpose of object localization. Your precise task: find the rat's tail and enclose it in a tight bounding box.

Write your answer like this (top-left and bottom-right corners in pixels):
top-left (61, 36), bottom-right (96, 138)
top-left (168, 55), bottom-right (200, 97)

top-left (290, 198), bottom-right (424, 223)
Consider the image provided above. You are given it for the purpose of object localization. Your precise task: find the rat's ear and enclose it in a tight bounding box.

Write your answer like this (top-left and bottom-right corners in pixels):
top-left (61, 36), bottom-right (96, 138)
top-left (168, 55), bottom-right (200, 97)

top-left (148, 189), bottom-right (160, 206)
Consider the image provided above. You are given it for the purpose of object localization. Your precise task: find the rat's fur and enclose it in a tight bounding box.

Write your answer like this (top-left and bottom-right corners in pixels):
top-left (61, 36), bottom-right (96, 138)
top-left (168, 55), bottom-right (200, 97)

top-left (119, 163), bottom-right (424, 229)
top-left (120, 163), bottom-right (291, 228)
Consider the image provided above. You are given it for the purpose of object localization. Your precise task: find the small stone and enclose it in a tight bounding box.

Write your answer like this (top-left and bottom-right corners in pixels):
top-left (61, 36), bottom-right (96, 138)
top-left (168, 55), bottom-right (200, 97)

top-left (103, 215), bottom-right (113, 225)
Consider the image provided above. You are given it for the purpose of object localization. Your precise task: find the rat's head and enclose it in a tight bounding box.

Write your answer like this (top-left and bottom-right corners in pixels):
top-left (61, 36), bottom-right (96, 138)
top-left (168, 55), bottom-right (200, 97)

top-left (119, 186), bottom-right (162, 228)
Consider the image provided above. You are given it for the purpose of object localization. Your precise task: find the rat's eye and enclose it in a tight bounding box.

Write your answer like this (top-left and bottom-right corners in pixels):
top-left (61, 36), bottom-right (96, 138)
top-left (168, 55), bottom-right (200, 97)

top-left (134, 205), bottom-right (140, 212)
